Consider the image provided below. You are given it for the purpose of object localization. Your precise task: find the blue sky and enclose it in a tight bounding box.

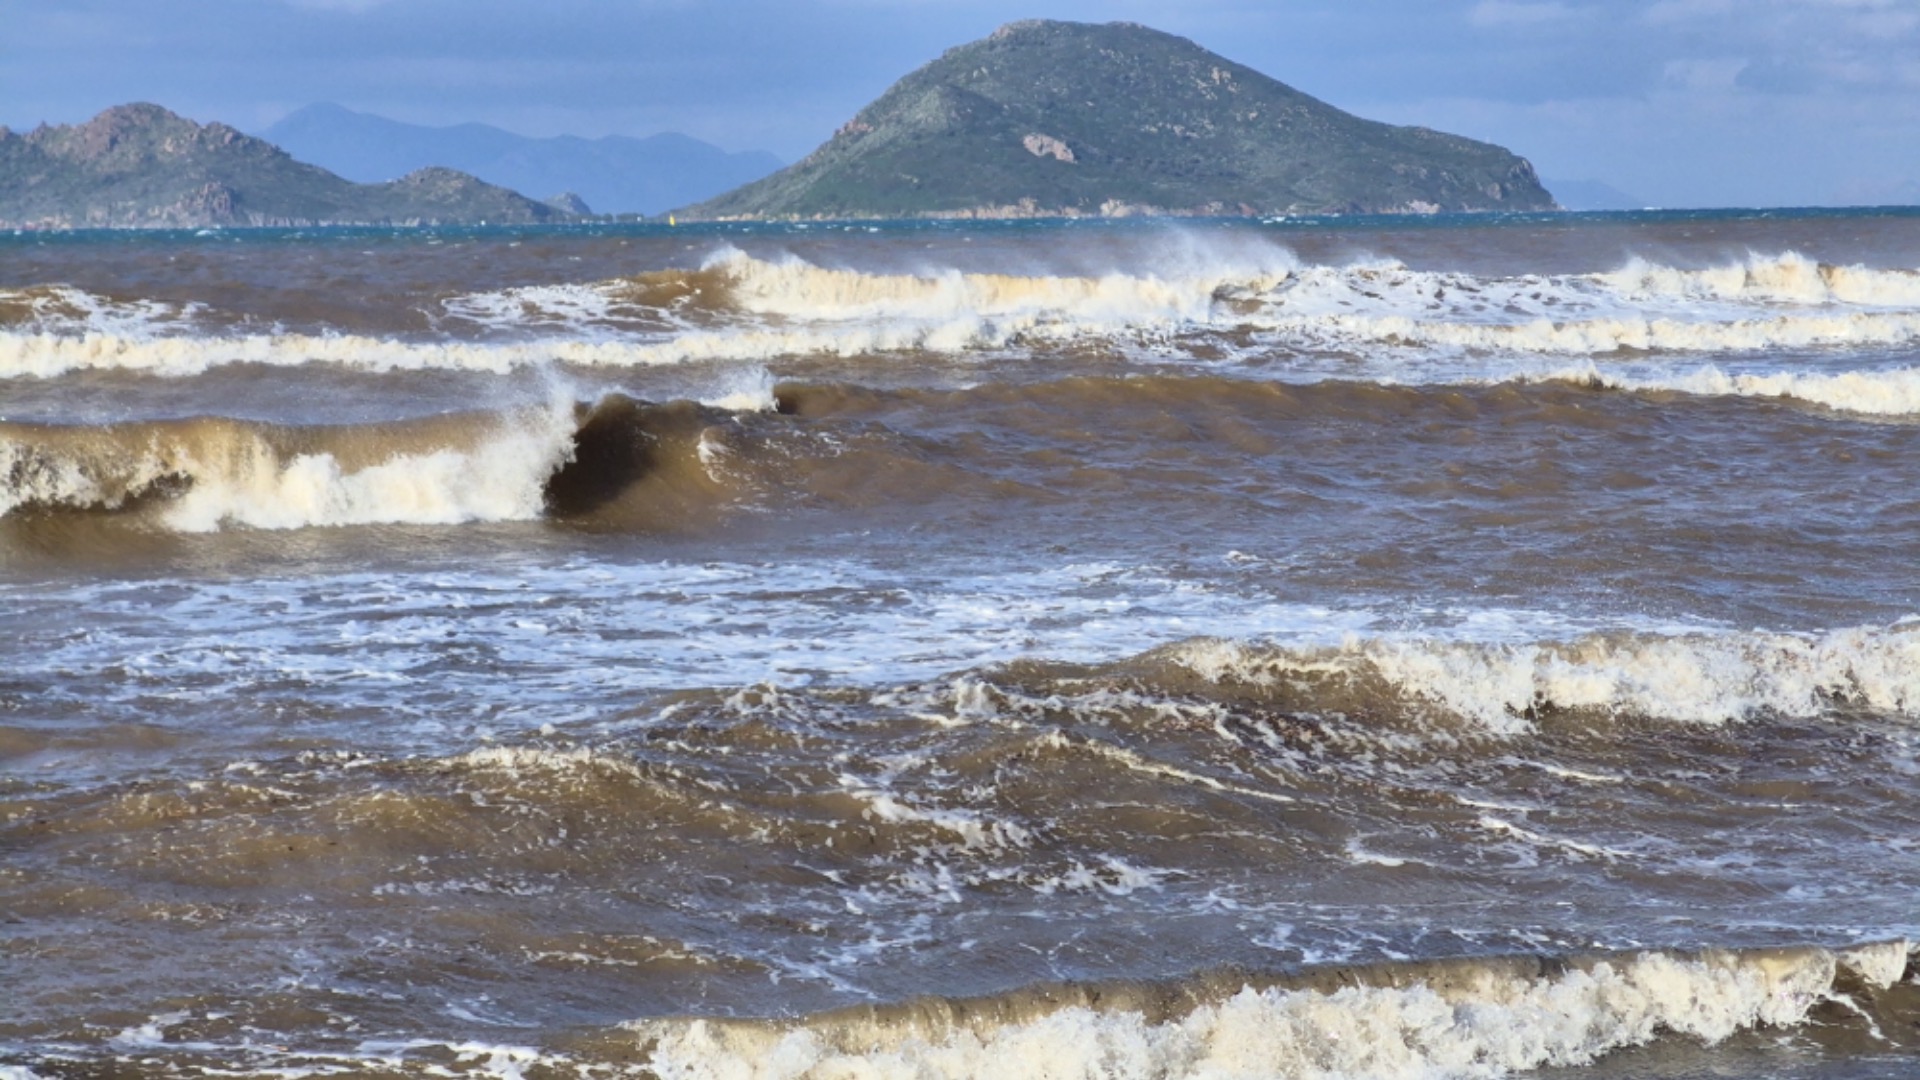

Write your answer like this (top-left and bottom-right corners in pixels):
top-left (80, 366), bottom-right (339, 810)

top-left (6, 0), bottom-right (1919, 208)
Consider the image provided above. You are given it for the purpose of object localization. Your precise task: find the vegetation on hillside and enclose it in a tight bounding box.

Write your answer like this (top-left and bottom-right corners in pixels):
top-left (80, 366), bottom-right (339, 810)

top-left (0, 104), bottom-right (568, 228)
top-left (684, 20), bottom-right (1557, 220)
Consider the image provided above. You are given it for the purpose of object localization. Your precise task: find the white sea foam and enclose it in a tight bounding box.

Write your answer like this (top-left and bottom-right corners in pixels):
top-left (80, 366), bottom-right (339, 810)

top-left (0, 331), bottom-right (663, 379)
top-left (0, 284), bottom-right (204, 337)
top-left (440, 279), bottom-right (684, 334)
top-left (1287, 308), bottom-right (1920, 357)
top-left (1545, 362), bottom-right (1920, 415)
top-left (1173, 623), bottom-right (1920, 733)
top-left (29, 540), bottom-right (1916, 740)
top-left (696, 365), bottom-right (780, 412)
top-left (1605, 252), bottom-right (1920, 308)
top-left (162, 442), bottom-right (544, 532)
top-left (2, 560), bottom-right (1387, 751)
top-left (20, 250), bottom-right (1920, 388)
top-left (0, 439), bottom-right (130, 518)
top-left (840, 778), bottom-right (1033, 850)
top-left (27, 946), bottom-right (1900, 1080)
top-left (712, 244), bottom-right (1277, 326)
top-left (0, 398), bottom-right (579, 529)
top-left (428, 248), bottom-right (1920, 371)
top-left (450, 744), bottom-right (651, 783)
top-left (160, 403), bottom-right (574, 532)
top-left (638, 943), bottom-right (1898, 1080)
top-left (19, 532), bottom-right (1918, 734)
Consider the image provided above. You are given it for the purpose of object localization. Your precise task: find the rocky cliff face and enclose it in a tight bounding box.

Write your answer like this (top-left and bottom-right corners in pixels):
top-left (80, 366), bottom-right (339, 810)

top-left (0, 104), bottom-right (570, 229)
top-left (683, 20), bottom-right (1558, 220)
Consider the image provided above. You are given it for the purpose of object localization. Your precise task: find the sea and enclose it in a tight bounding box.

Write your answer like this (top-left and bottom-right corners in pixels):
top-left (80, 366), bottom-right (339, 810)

top-left (6, 208), bottom-right (1920, 1079)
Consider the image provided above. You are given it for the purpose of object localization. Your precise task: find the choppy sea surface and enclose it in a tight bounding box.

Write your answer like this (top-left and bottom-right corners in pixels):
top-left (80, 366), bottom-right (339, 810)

top-left (8, 209), bottom-right (1920, 1078)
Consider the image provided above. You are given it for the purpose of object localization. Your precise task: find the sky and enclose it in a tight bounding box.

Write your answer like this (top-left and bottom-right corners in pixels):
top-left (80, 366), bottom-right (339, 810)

top-left (4, 0), bottom-right (1919, 209)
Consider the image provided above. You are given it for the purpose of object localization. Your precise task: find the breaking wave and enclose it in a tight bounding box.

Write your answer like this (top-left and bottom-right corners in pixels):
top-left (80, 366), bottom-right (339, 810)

top-left (0, 393), bottom-right (773, 532)
top-left (0, 402), bottom-right (574, 531)
top-left (12, 250), bottom-right (1920, 385)
top-left (0, 330), bottom-right (742, 380)
top-left (12, 941), bottom-right (1907, 1078)
top-left (1161, 622), bottom-right (1920, 733)
top-left (448, 247), bottom-right (1920, 361)
top-left (13, 367), bottom-right (1920, 542)
top-left (1542, 362), bottom-right (1920, 415)
top-left (632, 941), bottom-right (1911, 1080)
top-left (1606, 252), bottom-right (1920, 307)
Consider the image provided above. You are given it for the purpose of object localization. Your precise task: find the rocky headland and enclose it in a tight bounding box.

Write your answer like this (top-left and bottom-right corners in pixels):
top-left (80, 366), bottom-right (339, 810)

top-left (0, 104), bottom-right (571, 229)
top-left (682, 19), bottom-right (1558, 220)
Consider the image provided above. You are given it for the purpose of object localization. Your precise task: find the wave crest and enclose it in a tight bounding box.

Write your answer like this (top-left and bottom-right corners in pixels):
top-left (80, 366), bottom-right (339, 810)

top-left (631, 941), bottom-right (1909, 1080)
top-left (0, 402), bottom-right (574, 531)
top-left (1163, 623), bottom-right (1920, 733)
top-left (0, 392), bottom-right (779, 534)
top-left (16, 251), bottom-right (1920, 420)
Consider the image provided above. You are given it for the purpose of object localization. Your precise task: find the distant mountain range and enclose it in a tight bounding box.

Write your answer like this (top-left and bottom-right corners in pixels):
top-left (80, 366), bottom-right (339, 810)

top-left (0, 104), bottom-right (568, 229)
top-left (684, 19), bottom-right (1558, 220)
top-left (260, 104), bottom-right (782, 217)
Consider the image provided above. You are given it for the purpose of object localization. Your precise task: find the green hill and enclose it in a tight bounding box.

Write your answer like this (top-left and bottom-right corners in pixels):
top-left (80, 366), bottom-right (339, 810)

top-left (0, 104), bottom-right (570, 229)
top-left (683, 19), bottom-right (1558, 220)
